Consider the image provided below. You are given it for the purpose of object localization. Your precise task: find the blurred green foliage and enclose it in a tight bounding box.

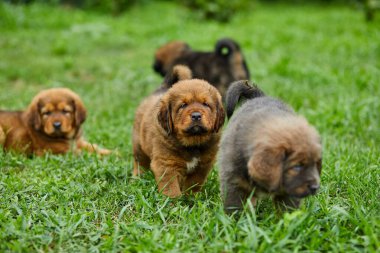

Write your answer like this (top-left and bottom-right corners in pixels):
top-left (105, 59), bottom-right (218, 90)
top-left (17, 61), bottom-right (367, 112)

top-left (67, 0), bottom-right (140, 15)
top-left (3, 0), bottom-right (254, 21)
top-left (181, 0), bottom-right (254, 22)
top-left (2, 0), bottom-right (378, 21)
top-left (3, 0), bottom-right (141, 14)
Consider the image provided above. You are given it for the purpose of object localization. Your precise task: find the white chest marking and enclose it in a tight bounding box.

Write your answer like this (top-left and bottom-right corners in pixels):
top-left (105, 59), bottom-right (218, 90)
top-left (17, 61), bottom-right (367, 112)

top-left (186, 157), bottom-right (200, 174)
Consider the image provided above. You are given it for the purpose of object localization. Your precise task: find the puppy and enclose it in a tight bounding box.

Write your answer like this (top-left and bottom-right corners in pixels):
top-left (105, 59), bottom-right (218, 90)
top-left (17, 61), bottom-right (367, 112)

top-left (153, 38), bottom-right (250, 97)
top-left (133, 65), bottom-right (225, 197)
top-left (0, 88), bottom-right (112, 156)
top-left (219, 81), bottom-right (322, 214)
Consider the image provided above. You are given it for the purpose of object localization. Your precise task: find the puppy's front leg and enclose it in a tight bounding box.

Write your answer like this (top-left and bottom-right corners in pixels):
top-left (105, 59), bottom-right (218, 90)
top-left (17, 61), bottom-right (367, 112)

top-left (151, 158), bottom-right (184, 198)
top-left (183, 160), bottom-right (214, 193)
top-left (222, 183), bottom-right (250, 214)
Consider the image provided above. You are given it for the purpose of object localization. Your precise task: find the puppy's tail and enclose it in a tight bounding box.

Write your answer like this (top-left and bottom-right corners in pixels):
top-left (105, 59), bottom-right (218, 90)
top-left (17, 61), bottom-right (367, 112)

top-left (226, 80), bottom-right (265, 119)
top-left (215, 38), bottom-right (250, 80)
top-left (163, 65), bottom-right (192, 88)
top-left (215, 38), bottom-right (241, 56)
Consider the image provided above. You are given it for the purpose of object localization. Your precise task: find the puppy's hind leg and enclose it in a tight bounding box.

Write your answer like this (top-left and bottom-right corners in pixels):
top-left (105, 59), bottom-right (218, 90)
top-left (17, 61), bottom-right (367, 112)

top-left (132, 144), bottom-right (150, 176)
top-left (132, 153), bottom-right (150, 177)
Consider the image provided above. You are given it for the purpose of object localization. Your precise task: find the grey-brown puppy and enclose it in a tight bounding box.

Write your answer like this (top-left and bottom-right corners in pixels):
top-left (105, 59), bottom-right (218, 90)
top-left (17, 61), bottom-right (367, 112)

top-left (153, 38), bottom-right (250, 97)
top-left (219, 81), bottom-right (322, 214)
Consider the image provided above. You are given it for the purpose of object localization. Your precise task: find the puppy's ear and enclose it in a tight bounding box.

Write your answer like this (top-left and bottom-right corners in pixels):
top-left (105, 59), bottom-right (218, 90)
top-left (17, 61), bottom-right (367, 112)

top-left (213, 95), bottom-right (225, 133)
top-left (247, 143), bottom-right (284, 191)
top-left (73, 98), bottom-right (87, 127)
top-left (24, 100), bottom-right (42, 130)
top-left (163, 65), bottom-right (192, 88)
top-left (157, 98), bottom-right (173, 135)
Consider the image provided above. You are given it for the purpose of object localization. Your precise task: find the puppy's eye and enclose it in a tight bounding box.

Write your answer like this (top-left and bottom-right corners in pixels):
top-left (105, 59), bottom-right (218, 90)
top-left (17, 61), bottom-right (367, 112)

top-left (292, 165), bottom-right (303, 173)
top-left (179, 103), bottom-right (187, 109)
top-left (203, 102), bottom-right (210, 108)
top-left (42, 111), bottom-right (52, 116)
top-left (62, 110), bottom-right (71, 115)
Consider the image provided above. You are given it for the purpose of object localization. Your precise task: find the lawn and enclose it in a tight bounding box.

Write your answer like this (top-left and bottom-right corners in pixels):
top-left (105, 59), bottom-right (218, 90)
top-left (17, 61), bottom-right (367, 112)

top-left (0, 1), bottom-right (379, 252)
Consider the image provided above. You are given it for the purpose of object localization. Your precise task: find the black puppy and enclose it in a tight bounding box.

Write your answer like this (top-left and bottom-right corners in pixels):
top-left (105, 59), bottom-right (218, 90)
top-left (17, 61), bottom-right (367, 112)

top-left (153, 38), bottom-right (250, 97)
top-left (219, 80), bottom-right (322, 214)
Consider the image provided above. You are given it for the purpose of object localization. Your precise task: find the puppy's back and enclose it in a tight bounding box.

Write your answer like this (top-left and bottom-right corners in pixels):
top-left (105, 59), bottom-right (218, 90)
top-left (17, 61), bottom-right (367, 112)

top-left (0, 111), bottom-right (24, 129)
top-left (0, 111), bottom-right (30, 151)
top-left (219, 96), bottom-right (292, 172)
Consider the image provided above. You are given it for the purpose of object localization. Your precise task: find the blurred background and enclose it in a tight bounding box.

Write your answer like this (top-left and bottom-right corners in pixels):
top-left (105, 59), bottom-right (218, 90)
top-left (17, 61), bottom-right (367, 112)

top-left (2, 0), bottom-right (380, 22)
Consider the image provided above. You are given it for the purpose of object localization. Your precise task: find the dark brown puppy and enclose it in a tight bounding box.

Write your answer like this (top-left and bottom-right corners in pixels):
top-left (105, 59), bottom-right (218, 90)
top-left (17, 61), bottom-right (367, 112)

top-left (133, 65), bottom-right (225, 197)
top-left (219, 81), bottom-right (322, 214)
top-left (153, 38), bottom-right (250, 97)
top-left (0, 88), bottom-right (112, 156)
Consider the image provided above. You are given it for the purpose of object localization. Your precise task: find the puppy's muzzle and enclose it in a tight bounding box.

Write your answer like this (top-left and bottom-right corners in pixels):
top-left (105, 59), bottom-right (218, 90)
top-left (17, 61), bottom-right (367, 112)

top-left (186, 125), bottom-right (207, 135)
top-left (186, 112), bottom-right (206, 135)
top-left (153, 61), bottom-right (164, 75)
top-left (308, 183), bottom-right (319, 195)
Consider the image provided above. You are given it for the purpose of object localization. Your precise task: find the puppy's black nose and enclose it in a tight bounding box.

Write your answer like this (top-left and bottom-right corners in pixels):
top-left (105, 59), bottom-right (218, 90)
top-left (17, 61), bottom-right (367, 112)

top-left (53, 121), bottom-right (62, 130)
top-left (308, 184), bottom-right (319, 194)
top-left (191, 112), bottom-right (202, 121)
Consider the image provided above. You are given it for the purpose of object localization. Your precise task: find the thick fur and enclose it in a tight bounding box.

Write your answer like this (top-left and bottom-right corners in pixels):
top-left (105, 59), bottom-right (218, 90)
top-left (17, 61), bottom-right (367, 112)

top-left (219, 81), bottom-right (322, 214)
top-left (153, 38), bottom-right (250, 97)
top-left (133, 68), bottom-right (225, 197)
top-left (0, 88), bottom-right (112, 156)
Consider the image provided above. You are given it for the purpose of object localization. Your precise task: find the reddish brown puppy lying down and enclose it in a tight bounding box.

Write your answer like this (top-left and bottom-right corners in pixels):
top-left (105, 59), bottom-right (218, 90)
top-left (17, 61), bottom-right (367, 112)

top-left (0, 88), bottom-right (112, 156)
top-left (133, 65), bottom-right (225, 197)
top-left (219, 81), bottom-right (322, 214)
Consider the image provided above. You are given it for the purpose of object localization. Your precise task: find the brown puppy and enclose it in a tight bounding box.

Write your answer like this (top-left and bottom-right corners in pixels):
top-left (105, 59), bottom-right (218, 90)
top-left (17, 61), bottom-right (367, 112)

top-left (133, 65), bottom-right (225, 197)
top-left (0, 88), bottom-right (112, 156)
top-left (153, 38), bottom-right (250, 97)
top-left (219, 81), bottom-right (322, 214)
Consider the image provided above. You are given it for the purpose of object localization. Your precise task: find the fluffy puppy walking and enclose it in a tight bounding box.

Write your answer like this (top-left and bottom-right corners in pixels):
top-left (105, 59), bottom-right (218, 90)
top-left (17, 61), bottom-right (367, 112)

top-left (133, 65), bottom-right (225, 197)
top-left (219, 81), bottom-right (322, 214)
top-left (0, 88), bottom-right (112, 156)
top-left (153, 38), bottom-right (250, 97)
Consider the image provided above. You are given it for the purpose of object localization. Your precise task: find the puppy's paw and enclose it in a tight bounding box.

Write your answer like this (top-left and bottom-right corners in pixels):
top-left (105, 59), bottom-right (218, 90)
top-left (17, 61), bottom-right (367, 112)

top-left (96, 147), bottom-right (113, 156)
top-left (162, 189), bottom-right (182, 198)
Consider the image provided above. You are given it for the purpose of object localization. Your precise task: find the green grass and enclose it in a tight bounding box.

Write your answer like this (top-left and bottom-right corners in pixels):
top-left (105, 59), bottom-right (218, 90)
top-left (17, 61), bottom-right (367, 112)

top-left (0, 2), bottom-right (379, 252)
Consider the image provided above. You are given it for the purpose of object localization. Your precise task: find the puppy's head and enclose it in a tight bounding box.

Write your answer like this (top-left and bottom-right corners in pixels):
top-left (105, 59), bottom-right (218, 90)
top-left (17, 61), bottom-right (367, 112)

top-left (247, 116), bottom-right (322, 198)
top-left (24, 88), bottom-right (86, 139)
top-left (153, 41), bottom-right (191, 76)
top-left (157, 79), bottom-right (225, 146)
